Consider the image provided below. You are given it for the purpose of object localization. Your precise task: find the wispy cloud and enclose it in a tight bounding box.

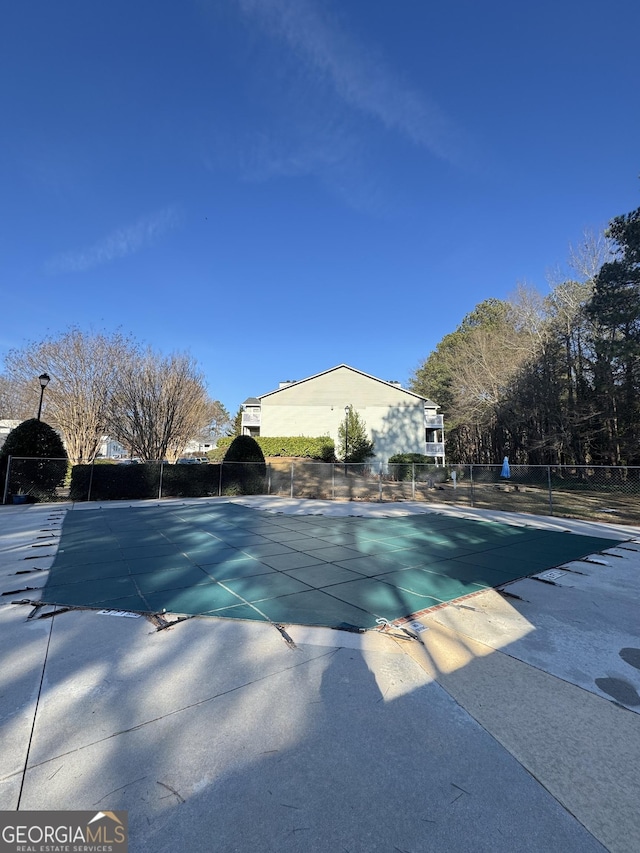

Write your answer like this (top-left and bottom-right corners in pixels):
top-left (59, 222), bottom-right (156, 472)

top-left (46, 205), bottom-right (183, 274)
top-left (235, 0), bottom-right (460, 164)
top-left (238, 124), bottom-right (390, 215)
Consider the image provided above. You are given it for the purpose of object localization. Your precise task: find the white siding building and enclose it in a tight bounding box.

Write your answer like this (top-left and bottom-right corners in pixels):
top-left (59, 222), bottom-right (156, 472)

top-left (242, 365), bottom-right (444, 463)
top-left (0, 420), bottom-right (21, 452)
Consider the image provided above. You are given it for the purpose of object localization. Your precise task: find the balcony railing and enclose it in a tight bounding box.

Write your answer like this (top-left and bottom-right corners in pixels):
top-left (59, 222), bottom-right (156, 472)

top-left (425, 442), bottom-right (445, 456)
top-left (241, 412), bottom-right (261, 426)
top-left (425, 415), bottom-right (444, 428)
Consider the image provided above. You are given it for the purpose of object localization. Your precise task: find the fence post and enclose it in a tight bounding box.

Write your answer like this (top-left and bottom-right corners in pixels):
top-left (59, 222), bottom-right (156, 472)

top-left (412, 463), bottom-right (415, 500)
top-left (267, 462), bottom-right (271, 496)
top-left (470, 464), bottom-right (474, 507)
top-left (158, 462), bottom-right (164, 500)
top-left (87, 461), bottom-right (95, 502)
top-left (218, 462), bottom-right (222, 497)
top-left (290, 462), bottom-right (294, 499)
top-left (2, 456), bottom-right (12, 505)
top-left (332, 463), bottom-right (335, 500)
top-left (379, 462), bottom-right (383, 502)
top-left (547, 465), bottom-right (554, 515)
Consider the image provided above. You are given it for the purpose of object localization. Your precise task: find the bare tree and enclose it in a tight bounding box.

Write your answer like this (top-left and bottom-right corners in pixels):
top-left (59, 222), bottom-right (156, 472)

top-left (206, 400), bottom-right (232, 440)
top-left (3, 328), bottom-right (136, 465)
top-left (452, 324), bottom-right (529, 423)
top-left (507, 283), bottom-right (549, 353)
top-left (0, 374), bottom-right (34, 420)
top-left (568, 227), bottom-right (615, 282)
top-left (108, 350), bottom-right (211, 461)
top-left (188, 401), bottom-right (231, 454)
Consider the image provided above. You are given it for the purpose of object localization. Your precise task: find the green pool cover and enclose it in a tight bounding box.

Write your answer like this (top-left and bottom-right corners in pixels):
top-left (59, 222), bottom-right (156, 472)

top-left (40, 503), bottom-right (625, 628)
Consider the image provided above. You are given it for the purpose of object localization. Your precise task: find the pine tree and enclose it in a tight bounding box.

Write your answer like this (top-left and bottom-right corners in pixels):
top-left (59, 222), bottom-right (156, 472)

top-left (586, 206), bottom-right (640, 463)
top-left (338, 406), bottom-right (374, 462)
top-left (227, 407), bottom-right (243, 437)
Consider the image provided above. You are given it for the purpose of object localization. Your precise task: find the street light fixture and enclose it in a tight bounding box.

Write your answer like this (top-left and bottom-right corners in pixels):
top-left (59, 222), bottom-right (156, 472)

top-left (37, 373), bottom-right (50, 421)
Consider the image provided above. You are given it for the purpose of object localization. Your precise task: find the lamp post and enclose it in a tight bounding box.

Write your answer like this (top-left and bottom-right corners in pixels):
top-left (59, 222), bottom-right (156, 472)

top-left (344, 405), bottom-right (349, 466)
top-left (37, 373), bottom-right (50, 421)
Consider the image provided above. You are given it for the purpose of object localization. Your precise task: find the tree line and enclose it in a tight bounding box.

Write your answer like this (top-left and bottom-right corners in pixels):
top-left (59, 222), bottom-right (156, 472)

top-left (409, 203), bottom-right (640, 467)
top-left (3, 201), bottom-right (638, 469)
top-left (0, 329), bottom-right (231, 465)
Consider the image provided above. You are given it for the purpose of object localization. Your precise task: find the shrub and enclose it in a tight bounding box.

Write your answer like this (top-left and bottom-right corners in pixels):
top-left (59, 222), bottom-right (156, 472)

top-left (222, 435), bottom-right (267, 494)
top-left (224, 435), bottom-right (265, 463)
top-left (214, 435), bottom-right (334, 461)
top-left (69, 461), bottom-right (222, 501)
top-left (388, 453), bottom-right (433, 464)
top-left (0, 419), bottom-right (68, 502)
top-left (255, 436), bottom-right (334, 460)
top-left (206, 446), bottom-right (227, 462)
top-left (70, 462), bottom-right (153, 501)
top-left (160, 463), bottom-right (221, 498)
top-left (388, 453), bottom-right (433, 481)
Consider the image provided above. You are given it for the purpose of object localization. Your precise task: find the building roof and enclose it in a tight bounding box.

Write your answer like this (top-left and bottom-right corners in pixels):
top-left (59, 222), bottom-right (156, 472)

top-left (258, 364), bottom-right (438, 406)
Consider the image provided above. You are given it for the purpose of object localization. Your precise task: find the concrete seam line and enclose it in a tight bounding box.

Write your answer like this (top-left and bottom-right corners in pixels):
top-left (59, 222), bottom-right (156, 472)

top-left (16, 607), bottom-right (56, 809)
top-left (7, 647), bottom-right (341, 777)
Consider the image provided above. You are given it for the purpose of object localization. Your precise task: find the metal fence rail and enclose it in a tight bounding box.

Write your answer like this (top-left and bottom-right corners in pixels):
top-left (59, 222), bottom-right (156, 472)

top-left (3, 457), bottom-right (639, 526)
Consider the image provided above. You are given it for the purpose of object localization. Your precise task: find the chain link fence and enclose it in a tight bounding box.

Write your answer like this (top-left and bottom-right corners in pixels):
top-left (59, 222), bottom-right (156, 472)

top-left (1, 456), bottom-right (69, 505)
top-left (3, 457), bottom-right (639, 526)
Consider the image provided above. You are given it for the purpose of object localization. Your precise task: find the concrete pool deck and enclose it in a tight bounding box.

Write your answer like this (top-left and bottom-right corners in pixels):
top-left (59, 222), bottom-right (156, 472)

top-left (1, 496), bottom-right (639, 852)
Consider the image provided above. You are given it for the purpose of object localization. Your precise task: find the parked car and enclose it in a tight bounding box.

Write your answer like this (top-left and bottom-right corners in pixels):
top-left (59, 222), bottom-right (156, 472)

top-left (176, 457), bottom-right (199, 465)
top-left (197, 457), bottom-right (209, 464)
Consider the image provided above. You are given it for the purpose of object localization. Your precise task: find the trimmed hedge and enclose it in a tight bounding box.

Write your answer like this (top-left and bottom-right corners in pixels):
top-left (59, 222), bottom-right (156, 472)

top-left (160, 464), bottom-right (221, 498)
top-left (0, 419), bottom-right (68, 502)
top-left (388, 453), bottom-right (434, 464)
top-left (221, 436), bottom-right (267, 495)
top-left (213, 435), bottom-right (334, 461)
top-left (71, 463), bottom-right (154, 501)
top-left (388, 453), bottom-right (438, 482)
top-left (69, 462), bottom-right (222, 501)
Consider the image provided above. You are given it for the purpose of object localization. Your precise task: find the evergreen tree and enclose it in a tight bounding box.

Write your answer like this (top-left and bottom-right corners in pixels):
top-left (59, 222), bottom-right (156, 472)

top-left (221, 434), bottom-right (266, 494)
top-left (338, 406), bottom-right (374, 462)
top-left (0, 419), bottom-right (68, 502)
top-left (586, 206), bottom-right (640, 463)
top-left (227, 406), bottom-right (243, 437)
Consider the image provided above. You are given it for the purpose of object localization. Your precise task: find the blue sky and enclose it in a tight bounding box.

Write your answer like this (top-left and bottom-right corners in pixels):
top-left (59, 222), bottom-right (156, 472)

top-left (2, 0), bottom-right (639, 417)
